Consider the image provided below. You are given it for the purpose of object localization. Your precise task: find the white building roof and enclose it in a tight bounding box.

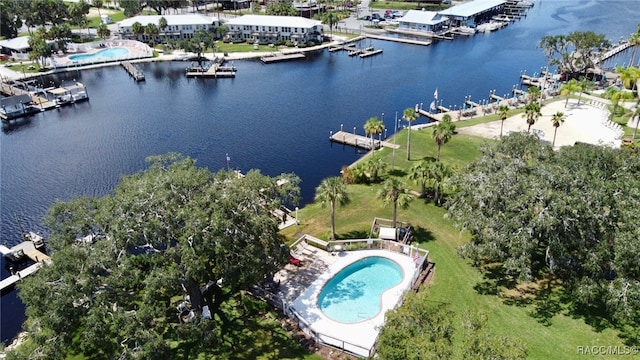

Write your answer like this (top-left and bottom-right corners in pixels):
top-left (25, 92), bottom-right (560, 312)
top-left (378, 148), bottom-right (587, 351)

top-left (438, 0), bottom-right (506, 18)
top-left (118, 14), bottom-right (218, 27)
top-left (225, 15), bottom-right (322, 28)
top-left (0, 36), bottom-right (31, 51)
top-left (399, 10), bottom-right (449, 25)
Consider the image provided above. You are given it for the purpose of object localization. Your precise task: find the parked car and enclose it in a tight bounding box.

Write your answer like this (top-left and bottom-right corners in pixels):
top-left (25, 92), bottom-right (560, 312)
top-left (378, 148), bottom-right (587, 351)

top-left (363, 15), bottom-right (371, 21)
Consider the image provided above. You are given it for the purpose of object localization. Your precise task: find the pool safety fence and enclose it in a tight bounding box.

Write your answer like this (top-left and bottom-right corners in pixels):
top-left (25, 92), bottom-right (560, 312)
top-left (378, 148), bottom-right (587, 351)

top-left (285, 305), bottom-right (374, 358)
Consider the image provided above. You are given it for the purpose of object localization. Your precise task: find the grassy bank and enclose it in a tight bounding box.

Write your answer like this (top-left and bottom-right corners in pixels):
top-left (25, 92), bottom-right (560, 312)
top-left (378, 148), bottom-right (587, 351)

top-left (280, 126), bottom-right (625, 359)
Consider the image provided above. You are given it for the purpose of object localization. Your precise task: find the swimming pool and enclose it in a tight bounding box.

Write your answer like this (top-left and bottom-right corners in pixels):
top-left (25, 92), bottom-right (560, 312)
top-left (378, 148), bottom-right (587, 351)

top-left (318, 256), bottom-right (403, 323)
top-left (68, 48), bottom-right (129, 61)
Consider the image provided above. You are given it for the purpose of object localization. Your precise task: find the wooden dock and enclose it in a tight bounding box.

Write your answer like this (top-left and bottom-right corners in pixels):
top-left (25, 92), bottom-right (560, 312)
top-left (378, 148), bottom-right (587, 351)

top-left (0, 237), bottom-right (51, 292)
top-left (365, 34), bottom-right (432, 46)
top-left (595, 41), bottom-right (633, 65)
top-left (328, 44), bottom-right (358, 52)
top-left (348, 46), bottom-right (373, 56)
top-left (260, 52), bottom-right (305, 63)
top-left (121, 61), bottom-right (145, 81)
top-left (330, 130), bottom-right (400, 150)
top-left (186, 58), bottom-right (236, 78)
top-left (417, 109), bottom-right (442, 122)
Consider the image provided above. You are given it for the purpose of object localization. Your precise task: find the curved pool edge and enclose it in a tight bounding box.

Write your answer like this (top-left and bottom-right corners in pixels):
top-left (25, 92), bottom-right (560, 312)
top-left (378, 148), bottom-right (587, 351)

top-left (289, 249), bottom-right (419, 357)
top-left (316, 255), bottom-right (405, 324)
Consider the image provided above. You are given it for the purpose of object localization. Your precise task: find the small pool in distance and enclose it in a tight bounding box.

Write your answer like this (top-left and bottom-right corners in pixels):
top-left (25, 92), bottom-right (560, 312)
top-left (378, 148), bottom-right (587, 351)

top-left (318, 256), bottom-right (403, 323)
top-left (68, 48), bottom-right (129, 61)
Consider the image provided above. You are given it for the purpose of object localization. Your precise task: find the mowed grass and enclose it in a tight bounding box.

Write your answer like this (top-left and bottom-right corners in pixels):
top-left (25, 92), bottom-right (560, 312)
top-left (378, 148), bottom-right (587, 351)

top-left (281, 127), bottom-right (625, 359)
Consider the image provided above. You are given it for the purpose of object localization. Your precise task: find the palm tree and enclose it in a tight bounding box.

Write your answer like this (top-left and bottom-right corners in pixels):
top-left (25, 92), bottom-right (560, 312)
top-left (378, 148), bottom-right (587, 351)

top-left (432, 114), bottom-right (455, 162)
top-left (551, 111), bottom-right (565, 147)
top-left (365, 155), bottom-right (387, 183)
top-left (560, 79), bottom-right (581, 108)
top-left (364, 116), bottom-right (384, 155)
top-left (526, 86), bottom-right (541, 104)
top-left (159, 17), bottom-right (168, 44)
top-left (403, 107), bottom-right (418, 160)
top-left (577, 76), bottom-right (594, 105)
top-left (625, 105), bottom-right (640, 140)
top-left (522, 102), bottom-right (541, 133)
top-left (322, 11), bottom-right (338, 38)
top-left (615, 66), bottom-right (640, 91)
top-left (314, 177), bottom-right (350, 241)
top-left (131, 21), bottom-right (144, 41)
top-left (97, 24), bottom-right (110, 39)
top-left (498, 105), bottom-right (510, 137)
top-left (94, 0), bottom-right (103, 17)
top-left (427, 161), bottom-right (451, 205)
top-left (377, 177), bottom-right (412, 230)
top-left (408, 160), bottom-right (430, 198)
top-left (145, 23), bottom-right (159, 47)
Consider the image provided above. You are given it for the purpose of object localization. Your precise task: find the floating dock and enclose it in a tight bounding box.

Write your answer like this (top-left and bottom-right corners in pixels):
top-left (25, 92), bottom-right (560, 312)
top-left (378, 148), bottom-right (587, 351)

top-left (121, 61), bottom-right (145, 81)
top-left (360, 48), bottom-right (383, 58)
top-left (329, 130), bottom-right (400, 150)
top-left (260, 52), bottom-right (305, 63)
top-left (365, 34), bottom-right (432, 46)
top-left (0, 80), bottom-right (58, 121)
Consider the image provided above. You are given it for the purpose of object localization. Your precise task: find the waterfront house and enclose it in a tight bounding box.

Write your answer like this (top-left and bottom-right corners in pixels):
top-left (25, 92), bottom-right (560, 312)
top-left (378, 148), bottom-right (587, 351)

top-left (117, 14), bottom-right (221, 43)
top-left (397, 10), bottom-right (450, 34)
top-left (0, 36), bottom-right (31, 61)
top-left (224, 15), bottom-right (323, 45)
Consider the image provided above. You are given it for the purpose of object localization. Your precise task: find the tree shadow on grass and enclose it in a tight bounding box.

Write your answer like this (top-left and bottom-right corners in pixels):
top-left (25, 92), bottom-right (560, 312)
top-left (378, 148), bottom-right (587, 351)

top-left (473, 263), bottom-right (519, 297)
top-left (338, 229), bottom-right (370, 240)
top-left (388, 169), bottom-right (407, 177)
top-left (411, 225), bottom-right (435, 243)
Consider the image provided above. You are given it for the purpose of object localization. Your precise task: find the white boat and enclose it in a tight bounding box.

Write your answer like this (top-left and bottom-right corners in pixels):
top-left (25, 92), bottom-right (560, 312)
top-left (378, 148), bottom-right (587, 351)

top-left (476, 22), bottom-right (503, 32)
top-left (458, 26), bottom-right (477, 35)
top-left (491, 15), bottom-right (511, 23)
top-left (55, 93), bottom-right (73, 106)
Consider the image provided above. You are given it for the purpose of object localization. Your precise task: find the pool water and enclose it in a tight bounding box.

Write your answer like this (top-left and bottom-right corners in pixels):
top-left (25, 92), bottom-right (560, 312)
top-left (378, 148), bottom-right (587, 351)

top-left (68, 48), bottom-right (129, 61)
top-left (318, 256), bottom-right (403, 323)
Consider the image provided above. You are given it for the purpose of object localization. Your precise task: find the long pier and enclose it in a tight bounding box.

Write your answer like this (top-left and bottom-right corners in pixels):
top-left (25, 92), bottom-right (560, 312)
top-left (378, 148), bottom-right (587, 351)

top-left (330, 130), bottom-right (400, 150)
top-left (121, 61), bottom-right (145, 81)
top-left (260, 52), bottom-right (305, 63)
top-left (364, 34), bottom-right (432, 46)
top-left (595, 41), bottom-right (633, 65)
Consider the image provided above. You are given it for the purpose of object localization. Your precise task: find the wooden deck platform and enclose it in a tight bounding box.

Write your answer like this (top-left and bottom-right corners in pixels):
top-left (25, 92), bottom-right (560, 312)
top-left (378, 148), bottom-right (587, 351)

top-left (330, 130), bottom-right (400, 150)
top-left (417, 109), bottom-right (442, 122)
top-left (121, 61), bottom-right (145, 81)
top-left (0, 238), bottom-right (51, 292)
top-left (260, 52), bottom-right (305, 63)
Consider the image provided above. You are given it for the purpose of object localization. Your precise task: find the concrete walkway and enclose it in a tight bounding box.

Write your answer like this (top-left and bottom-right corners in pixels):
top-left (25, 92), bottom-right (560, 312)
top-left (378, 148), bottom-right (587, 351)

top-left (457, 98), bottom-right (623, 149)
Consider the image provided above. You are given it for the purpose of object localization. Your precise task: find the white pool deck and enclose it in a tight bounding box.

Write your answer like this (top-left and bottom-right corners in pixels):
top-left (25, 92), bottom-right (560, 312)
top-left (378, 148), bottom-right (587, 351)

top-left (287, 249), bottom-right (420, 358)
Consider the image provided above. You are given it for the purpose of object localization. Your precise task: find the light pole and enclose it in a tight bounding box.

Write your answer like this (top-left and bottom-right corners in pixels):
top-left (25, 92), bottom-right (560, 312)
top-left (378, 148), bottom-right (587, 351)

top-left (295, 207), bottom-right (299, 224)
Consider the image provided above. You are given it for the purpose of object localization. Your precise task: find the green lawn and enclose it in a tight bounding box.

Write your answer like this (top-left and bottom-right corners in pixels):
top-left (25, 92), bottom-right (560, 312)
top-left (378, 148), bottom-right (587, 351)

top-left (281, 127), bottom-right (626, 359)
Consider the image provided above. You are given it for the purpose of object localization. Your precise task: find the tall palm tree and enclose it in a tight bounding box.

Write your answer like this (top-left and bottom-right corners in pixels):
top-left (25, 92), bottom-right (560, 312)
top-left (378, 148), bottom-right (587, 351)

top-left (159, 17), bottom-right (168, 44)
top-left (131, 21), bottom-right (144, 41)
top-left (322, 11), bottom-right (338, 38)
top-left (145, 23), bottom-right (159, 47)
top-left (432, 115), bottom-right (455, 162)
top-left (427, 161), bottom-right (451, 205)
top-left (364, 116), bottom-right (384, 155)
top-left (498, 105), bottom-right (510, 137)
top-left (408, 160), bottom-right (430, 198)
top-left (560, 79), bottom-right (582, 108)
top-left (551, 111), bottom-right (565, 147)
top-left (522, 102), bottom-right (541, 133)
top-left (626, 105), bottom-right (640, 140)
top-left (403, 107), bottom-right (418, 160)
top-left (314, 177), bottom-right (350, 241)
top-left (615, 66), bottom-right (640, 91)
top-left (377, 177), bottom-right (412, 231)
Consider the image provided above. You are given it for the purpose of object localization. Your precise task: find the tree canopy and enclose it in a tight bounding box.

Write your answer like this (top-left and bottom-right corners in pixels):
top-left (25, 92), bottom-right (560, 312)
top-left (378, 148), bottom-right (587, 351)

top-left (446, 134), bottom-right (640, 341)
top-left (376, 291), bottom-right (527, 360)
top-left (539, 31), bottom-right (610, 77)
top-left (11, 154), bottom-right (301, 359)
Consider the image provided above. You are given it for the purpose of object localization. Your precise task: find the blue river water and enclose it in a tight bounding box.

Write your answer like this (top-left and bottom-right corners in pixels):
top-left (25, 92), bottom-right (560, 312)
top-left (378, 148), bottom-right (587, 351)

top-left (1, 0), bottom-right (638, 345)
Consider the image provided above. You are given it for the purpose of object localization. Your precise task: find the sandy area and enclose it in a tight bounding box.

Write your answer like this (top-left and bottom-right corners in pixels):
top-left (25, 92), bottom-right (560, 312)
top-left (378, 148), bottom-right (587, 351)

top-left (457, 99), bottom-right (623, 148)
